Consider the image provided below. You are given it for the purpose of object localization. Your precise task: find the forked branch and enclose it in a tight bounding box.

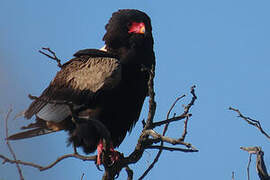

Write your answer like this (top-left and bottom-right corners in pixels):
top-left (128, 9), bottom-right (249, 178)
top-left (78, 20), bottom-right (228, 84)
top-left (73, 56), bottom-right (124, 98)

top-left (229, 107), bottom-right (270, 141)
top-left (39, 47), bottom-right (62, 68)
top-left (240, 146), bottom-right (270, 180)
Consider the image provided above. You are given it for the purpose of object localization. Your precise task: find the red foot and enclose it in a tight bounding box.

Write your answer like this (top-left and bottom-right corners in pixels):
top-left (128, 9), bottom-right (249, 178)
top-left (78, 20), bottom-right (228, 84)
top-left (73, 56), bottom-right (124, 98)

top-left (96, 140), bottom-right (119, 165)
top-left (97, 141), bottom-right (103, 165)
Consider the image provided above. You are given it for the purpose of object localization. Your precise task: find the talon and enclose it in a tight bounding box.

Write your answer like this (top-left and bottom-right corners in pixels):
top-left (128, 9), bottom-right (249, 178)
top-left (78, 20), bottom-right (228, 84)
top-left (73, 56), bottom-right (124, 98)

top-left (108, 147), bottom-right (120, 166)
top-left (96, 139), bottom-right (120, 166)
top-left (95, 164), bottom-right (103, 171)
top-left (114, 172), bottom-right (119, 179)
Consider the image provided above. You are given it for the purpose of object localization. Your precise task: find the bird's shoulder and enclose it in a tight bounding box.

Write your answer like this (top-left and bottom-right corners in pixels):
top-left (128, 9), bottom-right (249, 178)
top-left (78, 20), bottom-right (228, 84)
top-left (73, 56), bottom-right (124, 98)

top-left (51, 49), bottom-right (122, 93)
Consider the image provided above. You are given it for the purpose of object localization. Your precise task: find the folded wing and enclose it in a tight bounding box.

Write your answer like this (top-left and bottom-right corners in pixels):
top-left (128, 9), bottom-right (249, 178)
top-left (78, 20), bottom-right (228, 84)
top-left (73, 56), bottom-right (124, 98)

top-left (8, 51), bottom-right (121, 140)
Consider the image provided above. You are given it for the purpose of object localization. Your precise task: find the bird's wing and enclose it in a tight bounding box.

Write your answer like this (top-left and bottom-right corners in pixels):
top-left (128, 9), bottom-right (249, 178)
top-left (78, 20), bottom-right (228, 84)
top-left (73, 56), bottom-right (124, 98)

top-left (24, 49), bottom-right (122, 122)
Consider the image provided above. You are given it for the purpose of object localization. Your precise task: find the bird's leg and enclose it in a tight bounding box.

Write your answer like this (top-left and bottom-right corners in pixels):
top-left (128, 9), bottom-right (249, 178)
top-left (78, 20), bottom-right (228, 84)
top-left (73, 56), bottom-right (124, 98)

top-left (96, 140), bottom-right (120, 166)
top-left (73, 144), bottom-right (78, 154)
top-left (97, 140), bottom-right (104, 165)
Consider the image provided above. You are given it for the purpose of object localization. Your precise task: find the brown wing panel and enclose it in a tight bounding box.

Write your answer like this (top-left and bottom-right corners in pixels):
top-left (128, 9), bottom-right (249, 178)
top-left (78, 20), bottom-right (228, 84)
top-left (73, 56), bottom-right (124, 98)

top-left (24, 56), bottom-right (121, 120)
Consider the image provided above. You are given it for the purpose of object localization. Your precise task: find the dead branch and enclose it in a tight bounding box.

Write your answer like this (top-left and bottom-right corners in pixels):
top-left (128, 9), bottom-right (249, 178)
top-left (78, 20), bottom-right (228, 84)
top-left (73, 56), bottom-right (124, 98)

top-left (4, 108), bottom-right (24, 180)
top-left (143, 64), bottom-right (156, 130)
top-left (81, 173), bottom-right (85, 180)
top-left (256, 149), bottom-right (270, 180)
top-left (147, 145), bottom-right (198, 152)
top-left (138, 94), bottom-right (185, 179)
top-left (240, 146), bottom-right (270, 180)
top-left (125, 166), bottom-right (133, 180)
top-left (229, 107), bottom-right (270, 141)
top-left (247, 153), bottom-right (252, 180)
top-left (138, 86), bottom-right (197, 179)
top-left (163, 94), bottom-right (186, 135)
top-left (39, 47), bottom-right (62, 68)
top-left (0, 153), bottom-right (96, 171)
top-left (143, 129), bottom-right (196, 149)
top-left (231, 107), bottom-right (270, 180)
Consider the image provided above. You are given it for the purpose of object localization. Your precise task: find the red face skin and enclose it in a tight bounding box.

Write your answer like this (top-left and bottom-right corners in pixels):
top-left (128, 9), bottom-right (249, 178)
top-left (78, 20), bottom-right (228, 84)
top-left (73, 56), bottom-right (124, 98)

top-left (128, 22), bottom-right (145, 34)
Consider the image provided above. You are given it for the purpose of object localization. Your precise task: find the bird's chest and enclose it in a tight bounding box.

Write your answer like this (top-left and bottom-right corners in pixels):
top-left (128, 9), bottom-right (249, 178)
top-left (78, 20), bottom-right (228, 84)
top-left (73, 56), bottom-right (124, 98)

top-left (100, 66), bottom-right (148, 114)
top-left (119, 66), bottom-right (148, 99)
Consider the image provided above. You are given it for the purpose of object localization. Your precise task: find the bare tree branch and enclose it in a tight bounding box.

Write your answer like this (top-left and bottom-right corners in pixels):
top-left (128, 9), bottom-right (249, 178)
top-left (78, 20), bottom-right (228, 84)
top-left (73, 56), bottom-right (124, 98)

top-left (229, 107), bottom-right (270, 141)
top-left (247, 153), bottom-right (252, 180)
top-left (0, 153), bottom-right (96, 171)
top-left (147, 145), bottom-right (198, 152)
top-left (232, 171), bottom-right (235, 180)
top-left (143, 129), bottom-right (196, 149)
top-left (232, 108), bottom-right (270, 180)
top-left (4, 108), bottom-right (24, 180)
top-left (151, 85), bottom-right (196, 129)
top-left (39, 47), bottom-right (62, 68)
top-left (138, 94), bottom-right (185, 180)
top-left (138, 86), bottom-right (197, 179)
top-left (81, 173), bottom-right (85, 180)
top-left (240, 146), bottom-right (270, 180)
top-left (256, 149), bottom-right (270, 180)
top-left (143, 64), bottom-right (156, 130)
top-left (163, 94), bottom-right (186, 135)
top-left (125, 166), bottom-right (133, 180)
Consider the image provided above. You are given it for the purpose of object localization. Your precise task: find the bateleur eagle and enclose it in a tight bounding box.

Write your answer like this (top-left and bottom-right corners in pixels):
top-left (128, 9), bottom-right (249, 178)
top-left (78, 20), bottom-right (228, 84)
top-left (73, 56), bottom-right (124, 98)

top-left (8, 9), bottom-right (155, 163)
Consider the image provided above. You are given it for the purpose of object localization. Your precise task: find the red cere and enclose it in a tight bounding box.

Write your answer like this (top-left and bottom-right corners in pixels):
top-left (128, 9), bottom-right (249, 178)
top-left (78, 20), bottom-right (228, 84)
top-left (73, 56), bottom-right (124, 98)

top-left (128, 22), bottom-right (145, 34)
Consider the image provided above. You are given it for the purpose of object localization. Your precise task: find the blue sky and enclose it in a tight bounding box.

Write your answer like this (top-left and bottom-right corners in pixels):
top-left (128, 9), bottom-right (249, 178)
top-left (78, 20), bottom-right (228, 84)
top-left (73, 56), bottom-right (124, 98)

top-left (1, 0), bottom-right (270, 179)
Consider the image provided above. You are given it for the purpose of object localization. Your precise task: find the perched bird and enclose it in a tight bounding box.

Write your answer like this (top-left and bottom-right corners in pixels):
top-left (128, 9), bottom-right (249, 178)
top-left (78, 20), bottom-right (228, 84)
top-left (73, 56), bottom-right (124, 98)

top-left (8, 9), bottom-right (155, 164)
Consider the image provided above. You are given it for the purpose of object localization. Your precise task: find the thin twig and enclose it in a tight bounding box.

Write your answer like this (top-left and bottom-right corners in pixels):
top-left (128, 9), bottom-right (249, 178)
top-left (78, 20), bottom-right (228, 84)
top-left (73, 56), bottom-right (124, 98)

top-left (81, 173), bottom-right (85, 180)
top-left (163, 94), bottom-right (186, 135)
top-left (247, 153), bottom-right (252, 180)
top-left (39, 47), bottom-right (62, 68)
top-left (125, 166), bottom-right (133, 180)
top-left (139, 94), bottom-right (186, 180)
top-left (179, 116), bottom-right (189, 141)
top-left (147, 145), bottom-right (198, 152)
top-left (0, 153), bottom-right (96, 171)
top-left (144, 129), bottom-right (197, 149)
top-left (151, 85), bottom-right (196, 129)
top-left (143, 65), bottom-right (156, 130)
top-left (229, 107), bottom-right (270, 141)
top-left (151, 114), bottom-right (191, 128)
top-left (4, 108), bottom-right (24, 180)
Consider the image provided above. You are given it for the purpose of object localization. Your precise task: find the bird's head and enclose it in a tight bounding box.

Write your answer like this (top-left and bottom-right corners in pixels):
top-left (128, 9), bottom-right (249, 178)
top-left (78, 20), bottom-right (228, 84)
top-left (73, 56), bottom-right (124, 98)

top-left (103, 9), bottom-right (154, 61)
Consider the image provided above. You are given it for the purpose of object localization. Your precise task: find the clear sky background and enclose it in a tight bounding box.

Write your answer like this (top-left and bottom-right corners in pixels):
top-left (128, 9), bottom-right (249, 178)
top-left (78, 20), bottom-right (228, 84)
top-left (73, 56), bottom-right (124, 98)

top-left (1, 0), bottom-right (270, 180)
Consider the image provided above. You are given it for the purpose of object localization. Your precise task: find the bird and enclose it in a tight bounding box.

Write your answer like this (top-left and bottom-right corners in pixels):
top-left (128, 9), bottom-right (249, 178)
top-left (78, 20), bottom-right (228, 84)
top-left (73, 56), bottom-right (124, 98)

top-left (8, 9), bottom-right (155, 165)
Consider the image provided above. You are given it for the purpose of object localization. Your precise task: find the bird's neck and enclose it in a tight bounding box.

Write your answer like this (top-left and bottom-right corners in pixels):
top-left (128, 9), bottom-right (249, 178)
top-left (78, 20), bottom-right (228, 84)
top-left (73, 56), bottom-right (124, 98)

top-left (106, 43), bottom-right (154, 68)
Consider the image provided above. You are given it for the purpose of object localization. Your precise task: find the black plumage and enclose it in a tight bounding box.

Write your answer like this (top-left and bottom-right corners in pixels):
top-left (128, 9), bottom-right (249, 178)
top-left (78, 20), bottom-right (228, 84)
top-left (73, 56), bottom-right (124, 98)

top-left (8, 9), bottom-right (155, 154)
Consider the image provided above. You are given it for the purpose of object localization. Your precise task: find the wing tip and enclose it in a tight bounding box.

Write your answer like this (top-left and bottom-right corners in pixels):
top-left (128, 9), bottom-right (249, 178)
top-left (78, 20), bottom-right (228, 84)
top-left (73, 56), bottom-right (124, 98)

top-left (7, 128), bottom-right (56, 141)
